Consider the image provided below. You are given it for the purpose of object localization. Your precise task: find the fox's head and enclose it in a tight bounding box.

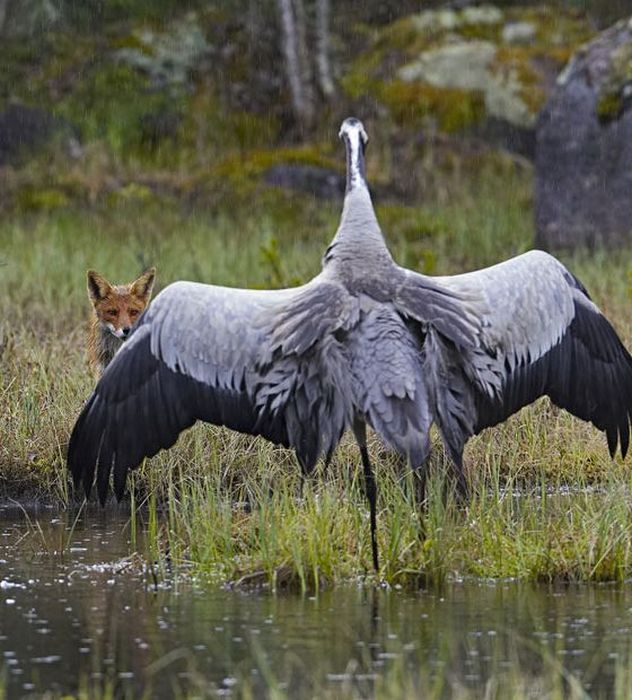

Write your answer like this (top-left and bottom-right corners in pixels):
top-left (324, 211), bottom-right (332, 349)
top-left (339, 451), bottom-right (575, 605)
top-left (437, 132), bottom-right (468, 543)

top-left (87, 268), bottom-right (156, 339)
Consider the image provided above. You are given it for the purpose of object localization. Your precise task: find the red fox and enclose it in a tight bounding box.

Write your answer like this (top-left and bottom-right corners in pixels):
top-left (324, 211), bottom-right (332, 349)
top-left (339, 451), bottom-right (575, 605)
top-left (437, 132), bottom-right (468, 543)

top-left (86, 267), bottom-right (156, 378)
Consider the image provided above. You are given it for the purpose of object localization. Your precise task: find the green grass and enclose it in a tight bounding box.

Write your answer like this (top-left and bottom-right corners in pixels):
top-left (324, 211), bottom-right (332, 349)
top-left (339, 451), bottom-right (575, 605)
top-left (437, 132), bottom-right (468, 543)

top-left (2, 164), bottom-right (632, 586)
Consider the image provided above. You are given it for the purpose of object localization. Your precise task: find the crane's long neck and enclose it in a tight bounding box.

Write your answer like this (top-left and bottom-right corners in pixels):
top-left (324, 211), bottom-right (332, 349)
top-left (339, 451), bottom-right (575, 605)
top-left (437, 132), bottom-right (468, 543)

top-left (344, 123), bottom-right (367, 194)
top-left (336, 187), bottom-right (384, 246)
top-left (325, 119), bottom-right (392, 270)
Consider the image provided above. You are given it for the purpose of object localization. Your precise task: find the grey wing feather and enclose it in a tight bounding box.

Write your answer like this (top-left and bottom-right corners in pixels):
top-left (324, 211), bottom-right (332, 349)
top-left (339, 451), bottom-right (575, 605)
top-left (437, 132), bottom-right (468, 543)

top-left (150, 281), bottom-right (298, 391)
top-left (262, 276), bottom-right (359, 358)
top-left (436, 251), bottom-right (575, 373)
top-left (395, 267), bottom-right (487, 350)
top-left (256, 276), bottom-right (357, 470)
top-left (435, 250), bottom-right (632, 457)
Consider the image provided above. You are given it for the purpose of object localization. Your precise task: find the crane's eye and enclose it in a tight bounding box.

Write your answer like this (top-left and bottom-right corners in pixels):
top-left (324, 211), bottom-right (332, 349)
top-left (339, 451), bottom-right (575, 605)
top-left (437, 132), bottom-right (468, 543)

top-left (108, 309), bottom-right (119, 316)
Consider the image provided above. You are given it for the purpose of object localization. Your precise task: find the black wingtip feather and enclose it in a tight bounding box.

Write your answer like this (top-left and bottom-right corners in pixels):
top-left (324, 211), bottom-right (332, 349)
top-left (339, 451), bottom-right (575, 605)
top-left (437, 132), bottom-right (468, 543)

top-left (67, 394), bottom-right (104, 501)
top-left (620, 433), bottom-right (629, 460)
top-left (113, 461), bottom-right (129, 502)
top-left (96, 434), bottom-right (114, 506)
top-left (607, 427), bottom-right (618, 459)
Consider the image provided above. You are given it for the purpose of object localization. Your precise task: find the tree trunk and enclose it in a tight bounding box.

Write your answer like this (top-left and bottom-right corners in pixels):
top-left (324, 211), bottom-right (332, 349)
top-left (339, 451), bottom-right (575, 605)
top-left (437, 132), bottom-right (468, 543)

top-left (0, 0), bottom-right (10, 35)
top-left (292, 0), bottom-right (315, 124)
top-left (276, 0), bottom-right (314, 132)
top-left (314, 0), bottom-right (334, 98)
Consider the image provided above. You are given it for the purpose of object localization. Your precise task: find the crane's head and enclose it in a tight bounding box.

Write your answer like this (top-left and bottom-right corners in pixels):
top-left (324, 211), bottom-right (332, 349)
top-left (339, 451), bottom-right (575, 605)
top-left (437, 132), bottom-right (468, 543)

top-left (339, 118), bottom-right (368, 193)
top-left (339, 117), bottom-right (368, 150)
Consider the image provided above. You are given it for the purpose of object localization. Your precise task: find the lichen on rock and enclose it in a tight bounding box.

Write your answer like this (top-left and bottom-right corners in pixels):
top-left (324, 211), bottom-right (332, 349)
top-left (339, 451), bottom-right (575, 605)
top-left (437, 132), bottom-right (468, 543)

top-left (596, 34), bottom-right (632, 121)
top-left (398, 40), bottom-right (538, 128)
top-left (502, 21), bottom-right (537, 45)
top-left (114, 15), bottom-right (211, 93)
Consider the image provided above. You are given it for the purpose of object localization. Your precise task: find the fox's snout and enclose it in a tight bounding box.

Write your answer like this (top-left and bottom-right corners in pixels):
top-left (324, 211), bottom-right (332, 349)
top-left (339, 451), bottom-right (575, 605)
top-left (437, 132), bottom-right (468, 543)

top-left (106, 323), bottom-right (132, 340)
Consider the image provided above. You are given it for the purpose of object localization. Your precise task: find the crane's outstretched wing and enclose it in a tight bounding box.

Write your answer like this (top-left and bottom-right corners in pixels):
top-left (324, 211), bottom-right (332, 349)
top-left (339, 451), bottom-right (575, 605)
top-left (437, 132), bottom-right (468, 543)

top-left (434, 250), bottom-right (632, 459)
top-left (68, 278), bottom-right (353, 504)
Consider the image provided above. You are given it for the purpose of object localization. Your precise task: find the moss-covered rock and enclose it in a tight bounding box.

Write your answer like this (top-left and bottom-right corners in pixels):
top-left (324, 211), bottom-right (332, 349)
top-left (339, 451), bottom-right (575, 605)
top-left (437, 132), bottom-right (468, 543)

top-left (343, 4), bottom-right (593, 150)
top-left (262, 164), bottom-right (344, 200)
top-left (214, 145), bottom-right (339, 184)
top-left (106, 182), bottom-right (155, 206)
top-left (400, 40), bottom-right (525, 126)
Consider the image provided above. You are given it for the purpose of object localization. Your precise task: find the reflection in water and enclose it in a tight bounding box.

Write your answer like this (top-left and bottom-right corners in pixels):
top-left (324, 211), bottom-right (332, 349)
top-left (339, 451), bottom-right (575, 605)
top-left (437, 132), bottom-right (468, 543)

top-left (1, 505), bottom-right (632, 697)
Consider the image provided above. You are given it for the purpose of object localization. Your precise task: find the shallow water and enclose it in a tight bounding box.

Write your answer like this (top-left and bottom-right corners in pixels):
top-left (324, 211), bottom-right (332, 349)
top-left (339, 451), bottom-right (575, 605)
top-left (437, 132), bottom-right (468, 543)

top-left (2, 504), bottom-right (632, 698)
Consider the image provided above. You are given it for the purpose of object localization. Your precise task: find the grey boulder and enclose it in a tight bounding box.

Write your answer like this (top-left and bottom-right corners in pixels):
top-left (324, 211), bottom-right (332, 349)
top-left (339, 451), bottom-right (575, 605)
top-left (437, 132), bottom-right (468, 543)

top-left (535, 18), bottom-right (632, 249)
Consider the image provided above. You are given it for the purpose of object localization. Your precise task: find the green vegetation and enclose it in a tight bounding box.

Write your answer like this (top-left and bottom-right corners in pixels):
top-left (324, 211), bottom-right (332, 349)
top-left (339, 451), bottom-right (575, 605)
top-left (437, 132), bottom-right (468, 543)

top-left (2, 161), bottom-right (632, 587)
top-left (0, 8), bottom-right (284, 172)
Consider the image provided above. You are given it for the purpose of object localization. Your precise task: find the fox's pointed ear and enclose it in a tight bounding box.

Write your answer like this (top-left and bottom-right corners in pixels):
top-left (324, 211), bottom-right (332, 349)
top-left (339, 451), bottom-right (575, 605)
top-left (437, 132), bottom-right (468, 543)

top-left (130, 267), bottom-right (156, 302)
top-left (87, 270), bottom-right (113, 302)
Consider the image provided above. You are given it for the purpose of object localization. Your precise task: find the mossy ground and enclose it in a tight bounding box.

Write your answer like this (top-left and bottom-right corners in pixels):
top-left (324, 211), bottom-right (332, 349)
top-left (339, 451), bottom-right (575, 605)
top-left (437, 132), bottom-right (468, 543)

top-left (2, 160), bottom-right (632, 588)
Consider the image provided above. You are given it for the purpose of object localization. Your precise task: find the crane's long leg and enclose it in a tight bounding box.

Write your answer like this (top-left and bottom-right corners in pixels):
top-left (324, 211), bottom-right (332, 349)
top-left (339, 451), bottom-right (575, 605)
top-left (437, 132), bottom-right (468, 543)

top-left (353, 418), bottom-right (379, 572)
top-left (445, 444), bottom-right (469, 501)
top-left (415, 466), bottom-right (427, 506)
top-left (297, 460), bottom-right (314, 501)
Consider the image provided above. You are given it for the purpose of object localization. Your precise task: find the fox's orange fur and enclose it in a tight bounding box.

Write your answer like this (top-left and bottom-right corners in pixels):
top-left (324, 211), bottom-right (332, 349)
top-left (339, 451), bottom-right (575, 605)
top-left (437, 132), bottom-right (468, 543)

top-left (87, 268), bottom-right (156, 379)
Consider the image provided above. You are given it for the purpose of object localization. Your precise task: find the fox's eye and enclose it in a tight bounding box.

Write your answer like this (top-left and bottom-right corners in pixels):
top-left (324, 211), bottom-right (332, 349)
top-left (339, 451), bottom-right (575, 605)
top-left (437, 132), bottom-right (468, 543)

top-left (108, 309), bottom-right (118, 316)
top-left (129, 309), bottom-right (139, 317)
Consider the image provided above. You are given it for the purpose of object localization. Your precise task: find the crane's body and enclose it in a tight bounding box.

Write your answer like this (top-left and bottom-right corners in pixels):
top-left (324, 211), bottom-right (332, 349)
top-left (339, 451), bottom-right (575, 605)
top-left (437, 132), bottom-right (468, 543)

top-left (68, 118), bottom-right (632, 572)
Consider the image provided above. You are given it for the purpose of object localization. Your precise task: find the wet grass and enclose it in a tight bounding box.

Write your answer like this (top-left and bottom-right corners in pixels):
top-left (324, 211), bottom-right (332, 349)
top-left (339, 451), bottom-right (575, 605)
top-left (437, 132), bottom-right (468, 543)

top-left (2, 165), bottom-right (632, 586)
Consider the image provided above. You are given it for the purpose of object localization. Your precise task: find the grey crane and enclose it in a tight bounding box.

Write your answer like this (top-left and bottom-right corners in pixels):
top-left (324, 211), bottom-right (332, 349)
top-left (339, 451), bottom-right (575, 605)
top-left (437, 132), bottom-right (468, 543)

top-left (68, 117), bottom-right (632, 572)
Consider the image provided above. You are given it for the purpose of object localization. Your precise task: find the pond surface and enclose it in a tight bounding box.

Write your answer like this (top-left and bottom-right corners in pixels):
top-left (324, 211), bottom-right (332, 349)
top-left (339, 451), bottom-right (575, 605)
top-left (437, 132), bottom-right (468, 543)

top-left (2, 504), bottom-right (632, 698)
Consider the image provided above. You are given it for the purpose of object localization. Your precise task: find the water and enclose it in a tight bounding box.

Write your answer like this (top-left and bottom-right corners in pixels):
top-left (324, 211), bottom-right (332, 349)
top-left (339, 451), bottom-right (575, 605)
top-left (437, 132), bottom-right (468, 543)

top-left (2, 505), bottom-right (632, 698)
